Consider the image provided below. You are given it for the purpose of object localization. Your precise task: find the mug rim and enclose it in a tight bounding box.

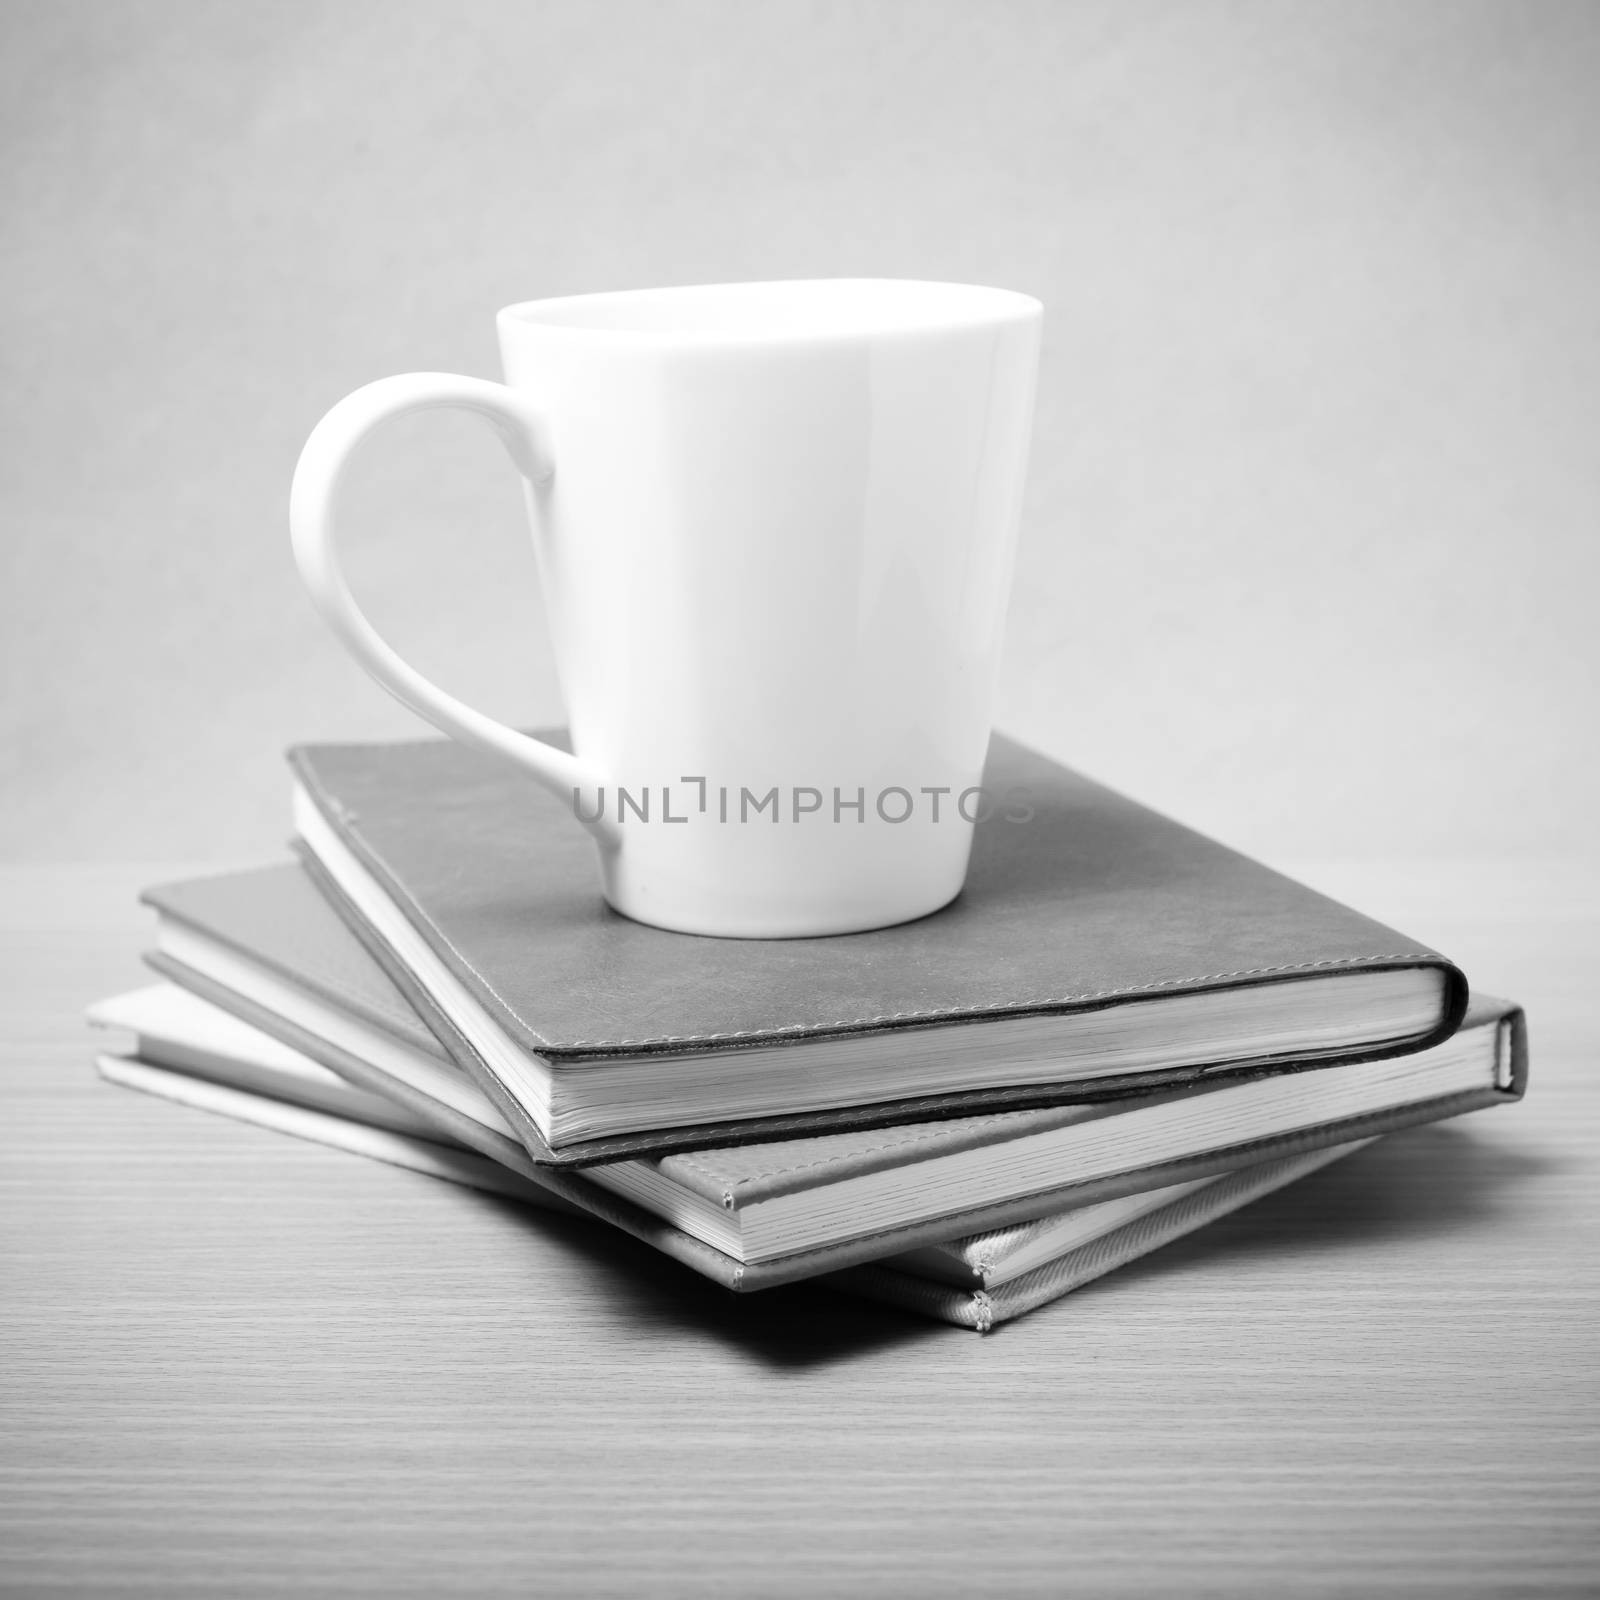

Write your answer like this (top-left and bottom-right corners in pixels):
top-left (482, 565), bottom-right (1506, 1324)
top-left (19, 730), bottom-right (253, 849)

top-left (498, 278), bottom-right (1041, 345)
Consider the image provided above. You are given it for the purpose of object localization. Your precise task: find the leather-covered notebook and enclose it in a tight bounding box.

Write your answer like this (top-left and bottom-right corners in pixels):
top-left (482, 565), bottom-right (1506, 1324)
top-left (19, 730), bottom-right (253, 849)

top-left (133, 863), bottom-right (1523, 1290)
top-left (283, 731), bottom-right (1468, 1165)
top-left (87, 1004), bottom-right (1370, 1331)
top-left (571, 1004), bottom-right (1520, 1268)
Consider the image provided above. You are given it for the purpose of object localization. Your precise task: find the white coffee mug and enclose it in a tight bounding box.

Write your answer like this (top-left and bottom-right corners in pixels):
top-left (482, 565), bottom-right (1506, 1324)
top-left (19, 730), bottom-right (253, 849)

top-left (291, 279), bottom-right (1041, 938)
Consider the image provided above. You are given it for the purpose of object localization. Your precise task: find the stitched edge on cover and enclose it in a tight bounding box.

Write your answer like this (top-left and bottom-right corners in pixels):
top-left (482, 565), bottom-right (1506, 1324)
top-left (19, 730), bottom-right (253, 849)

top-left (304, 761), bottom-right (1441, 1054)
top-left (671, 1113), bottom-right (1036, 1194)
top-left (557, 955), bottom-right (1439, 1049)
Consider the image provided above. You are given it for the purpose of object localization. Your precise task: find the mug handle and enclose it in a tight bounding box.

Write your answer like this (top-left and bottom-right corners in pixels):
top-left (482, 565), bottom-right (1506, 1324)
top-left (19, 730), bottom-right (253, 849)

top-left (289, 373), bottom-right (617, 843)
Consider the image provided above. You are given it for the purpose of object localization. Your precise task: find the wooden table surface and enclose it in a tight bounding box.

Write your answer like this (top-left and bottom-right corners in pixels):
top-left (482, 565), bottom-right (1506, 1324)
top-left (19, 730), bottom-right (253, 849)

top-left (3, 860), bottom-right (1597, 1597)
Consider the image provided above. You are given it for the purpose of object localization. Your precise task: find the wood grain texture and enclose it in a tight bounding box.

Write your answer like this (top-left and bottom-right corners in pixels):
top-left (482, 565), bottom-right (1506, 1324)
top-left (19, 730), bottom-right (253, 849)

top-left (2, 861), bottom-right (1597, 1597)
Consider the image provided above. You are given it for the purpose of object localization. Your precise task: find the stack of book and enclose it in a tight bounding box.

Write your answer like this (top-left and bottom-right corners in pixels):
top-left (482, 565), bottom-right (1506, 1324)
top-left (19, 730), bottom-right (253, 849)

top-left (88, 733), bottom-right (1526, 1331)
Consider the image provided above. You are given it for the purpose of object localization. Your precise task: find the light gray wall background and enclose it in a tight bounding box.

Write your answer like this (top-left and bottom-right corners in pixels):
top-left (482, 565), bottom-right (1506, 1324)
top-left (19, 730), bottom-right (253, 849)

top-left (4, 0), bottom-right (1596, 866)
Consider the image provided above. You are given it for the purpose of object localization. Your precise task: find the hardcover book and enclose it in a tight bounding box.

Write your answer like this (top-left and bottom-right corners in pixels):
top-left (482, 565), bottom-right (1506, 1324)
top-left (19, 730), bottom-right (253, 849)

top-left (280, 731), bottom-right (1467, 1164)
top-left (88, 992), bottom-right (1372, 1330)
top-left (572, 1012), bottom-right (1518, 1267)
top-left (130, 865), bottom-right (1524, 1290)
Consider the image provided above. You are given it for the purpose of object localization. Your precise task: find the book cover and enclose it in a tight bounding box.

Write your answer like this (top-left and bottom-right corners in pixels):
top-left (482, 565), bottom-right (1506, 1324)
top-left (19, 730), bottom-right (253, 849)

top-left (130, 855), bottom-right (1526, 1290)
top-left (283, 730), bottom-right (1468, 1163)
top-left (579, 998), bottom-right (1521, 1265)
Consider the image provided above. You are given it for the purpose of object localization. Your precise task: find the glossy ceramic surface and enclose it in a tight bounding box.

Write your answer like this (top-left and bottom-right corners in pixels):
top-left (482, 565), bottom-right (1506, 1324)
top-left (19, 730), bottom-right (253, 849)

top-left (291, 280), bottom-right (1041, 936)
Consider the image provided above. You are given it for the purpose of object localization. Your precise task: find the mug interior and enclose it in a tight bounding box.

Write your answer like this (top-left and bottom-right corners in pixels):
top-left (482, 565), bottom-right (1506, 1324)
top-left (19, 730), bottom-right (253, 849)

top-left (501, 279), bottom-right (1039, 340)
